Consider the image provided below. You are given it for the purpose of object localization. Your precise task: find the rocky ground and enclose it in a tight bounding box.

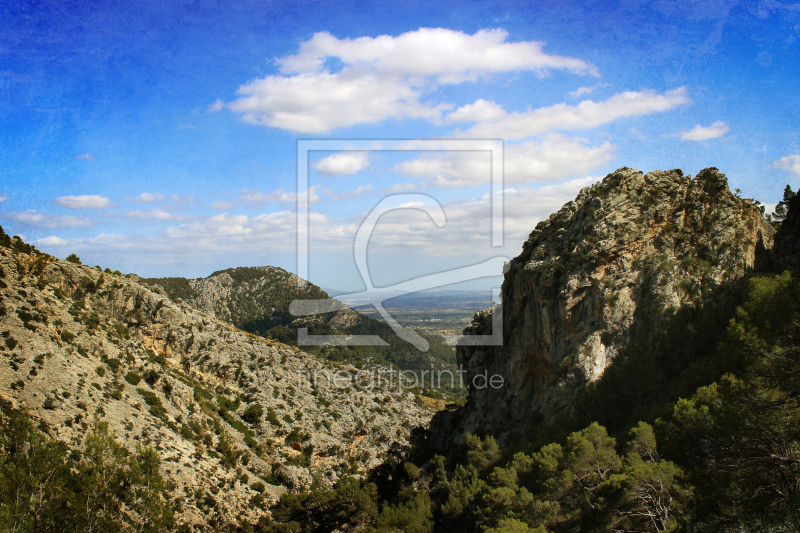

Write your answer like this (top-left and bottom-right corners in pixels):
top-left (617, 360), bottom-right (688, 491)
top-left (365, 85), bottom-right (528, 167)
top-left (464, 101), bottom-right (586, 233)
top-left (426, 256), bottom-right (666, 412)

top-left (0, 244), bottom-right (431, 529)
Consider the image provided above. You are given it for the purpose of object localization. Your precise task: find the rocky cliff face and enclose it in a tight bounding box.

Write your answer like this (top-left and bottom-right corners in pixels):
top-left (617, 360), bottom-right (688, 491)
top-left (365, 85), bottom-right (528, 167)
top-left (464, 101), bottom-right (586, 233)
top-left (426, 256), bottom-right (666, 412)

top-left (0, 245), bottom-right (431, 529)
top-left (436, 168), bottom-right (774, 443)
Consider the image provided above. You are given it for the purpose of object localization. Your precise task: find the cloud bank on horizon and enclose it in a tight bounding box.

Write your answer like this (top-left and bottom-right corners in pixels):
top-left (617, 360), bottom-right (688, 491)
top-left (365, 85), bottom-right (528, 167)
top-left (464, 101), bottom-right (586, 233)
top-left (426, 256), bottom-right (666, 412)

top-left (1, 2), bottom-right (799, 289)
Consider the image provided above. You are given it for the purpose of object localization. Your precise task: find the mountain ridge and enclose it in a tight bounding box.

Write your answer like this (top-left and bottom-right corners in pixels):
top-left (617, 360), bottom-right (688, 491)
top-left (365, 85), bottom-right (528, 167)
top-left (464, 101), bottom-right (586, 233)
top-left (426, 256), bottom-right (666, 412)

top-left (0, 235), bottom-right (433, 529)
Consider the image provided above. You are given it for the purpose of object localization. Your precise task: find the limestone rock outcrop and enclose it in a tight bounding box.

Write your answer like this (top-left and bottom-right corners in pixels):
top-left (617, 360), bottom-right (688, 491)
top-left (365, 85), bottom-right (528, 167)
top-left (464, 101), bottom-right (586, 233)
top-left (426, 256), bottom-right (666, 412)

top-left (434, 168), bottom-right (774, 444)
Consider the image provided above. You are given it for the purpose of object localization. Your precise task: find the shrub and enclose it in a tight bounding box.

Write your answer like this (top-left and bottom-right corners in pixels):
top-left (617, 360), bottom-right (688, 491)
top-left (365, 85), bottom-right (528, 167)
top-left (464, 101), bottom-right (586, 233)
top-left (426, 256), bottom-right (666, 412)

top-left (125, 372), bottom-right (141, 386)
top-left (5, 336), bottom-right (17, 350)
top-left (241, 403), bottom-right (264, 425)
top-left (265, 407), bottom-right (281, 426)
top-left (136, 388), bottom-right (166, 417)
top-left (60, 330), bottom-right (75, 343)
top-left (143, 369), bottom-right (160, 386)
top-left (65, 254), bottom-right (81, 265)
top-left (78, 276), bottom-right (96, 294)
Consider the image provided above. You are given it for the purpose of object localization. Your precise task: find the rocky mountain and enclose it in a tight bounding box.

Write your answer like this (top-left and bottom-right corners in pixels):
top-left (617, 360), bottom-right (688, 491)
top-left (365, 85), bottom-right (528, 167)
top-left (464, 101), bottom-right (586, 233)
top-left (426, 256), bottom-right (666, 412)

top-left (141, 267), bottom-right (327, 335)
top-left (432, 167), bottom-right (775, 445)
top-left (0, 235), bottom-right (432, 530)
top-left (141, 267), bottom-right (458, 377)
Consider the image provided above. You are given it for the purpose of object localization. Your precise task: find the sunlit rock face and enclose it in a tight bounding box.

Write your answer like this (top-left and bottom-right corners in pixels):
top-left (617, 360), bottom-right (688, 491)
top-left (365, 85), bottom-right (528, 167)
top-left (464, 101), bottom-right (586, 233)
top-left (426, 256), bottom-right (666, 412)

top-left (433, 167), bottom-right (774, 445)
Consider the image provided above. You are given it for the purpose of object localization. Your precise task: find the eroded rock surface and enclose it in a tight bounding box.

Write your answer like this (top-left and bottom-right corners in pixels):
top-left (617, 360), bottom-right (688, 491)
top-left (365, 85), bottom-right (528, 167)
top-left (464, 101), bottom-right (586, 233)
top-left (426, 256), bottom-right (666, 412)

top-left (433, 168), bottom-right (774, 444)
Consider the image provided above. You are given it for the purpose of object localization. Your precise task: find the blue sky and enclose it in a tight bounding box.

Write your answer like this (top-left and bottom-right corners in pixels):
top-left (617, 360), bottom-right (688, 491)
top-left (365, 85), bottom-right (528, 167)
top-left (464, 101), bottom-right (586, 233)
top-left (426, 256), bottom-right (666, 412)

top-left (1, 0), bottom-right (799, 291)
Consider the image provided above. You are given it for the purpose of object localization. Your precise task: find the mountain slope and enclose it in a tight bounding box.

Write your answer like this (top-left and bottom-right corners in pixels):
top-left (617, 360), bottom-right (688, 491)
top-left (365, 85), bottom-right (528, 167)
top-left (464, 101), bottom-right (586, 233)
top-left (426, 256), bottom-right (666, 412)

top-left (0, 233), bottom-right (432, 530)
top-left (142, 266), bottom-right (459, 384)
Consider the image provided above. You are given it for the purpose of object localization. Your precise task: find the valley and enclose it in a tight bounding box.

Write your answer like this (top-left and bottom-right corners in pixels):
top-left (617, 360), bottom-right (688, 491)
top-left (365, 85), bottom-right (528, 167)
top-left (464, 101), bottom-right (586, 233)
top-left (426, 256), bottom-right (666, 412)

top-left (2, 167), bottom-right (799, 532)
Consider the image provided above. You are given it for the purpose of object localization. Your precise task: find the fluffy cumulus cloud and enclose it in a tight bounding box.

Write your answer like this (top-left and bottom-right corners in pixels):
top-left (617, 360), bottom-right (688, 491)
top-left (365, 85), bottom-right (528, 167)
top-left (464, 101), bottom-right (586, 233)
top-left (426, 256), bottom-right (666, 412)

top-left (3, 210), bottom-right (92, 228)
top-left (278, 28), bottom-right (598, 80)
top-left (445, 99), bottom-right (508, 123)
top-left (393, 135), bottom-right (613, 187)
top-left (504, 134), bottom-right (615, 183)
top-left (54, 195), bottom-right (114, 209)
top-left (314, 152), bottom-right (370, 176)
top-left (458, 88), bottom-right (690, 139)
top-left (210, 201), bottom-right (235, 210)
top-left (679, 120), bottom-right (730, 141)
top-left (227, 72), bottom-right (447, 133)
top-left (772, 154), bottom-right (800, 176)
top-left (220, 28), bottom-right (598, 133)
top-left (74, 153), bottom-right (93, 160)
top-left (37, 236), bottom-right (69, 245)
top-left (0, 194), bottom-right (8, 202)
top-left (394, 151), bottom-right (492, 188)
top-left (360, 175), bottom-right (599, 257)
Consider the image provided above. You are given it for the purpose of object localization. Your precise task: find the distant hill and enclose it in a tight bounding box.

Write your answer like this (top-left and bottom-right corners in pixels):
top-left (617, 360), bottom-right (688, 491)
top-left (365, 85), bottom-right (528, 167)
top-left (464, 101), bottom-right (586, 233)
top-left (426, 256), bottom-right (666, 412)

top-left (141, 266), bottom-right (459, 381)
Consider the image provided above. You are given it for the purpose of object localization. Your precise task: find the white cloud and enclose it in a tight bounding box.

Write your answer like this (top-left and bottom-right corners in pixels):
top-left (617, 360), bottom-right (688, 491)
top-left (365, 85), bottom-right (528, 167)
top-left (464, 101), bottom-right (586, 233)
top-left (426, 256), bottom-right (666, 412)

top-left (45, 174), bottom-right (602, 279)
top-left (679, 120), bottom-right (729, 141)
top-left (772, 154), bottom-right (800, 176)
top-left (240, 185), bottom-right (321, 206)
top-left (0, 194), bottom-right (8, 202)
top-left (504, 134), bottom-right (615, 183)
top-left (129, 192), bottom-right (166, 202)
top-left (314, 152), bottom-right (370, 176)
top-left (37, 236), bottom-right (69, 246)
top-left (4, 210), bottom-right (93, 228)
top-left (222, 28), bottom-right (598, 133)
top-left (54, 195), bottom-right (114, 209)
top-left (124, 209), bottom-right (200, 222)
top-left (360, 176), bottom-right (599, 257)
top-left (569, 85), bottom-right (599, 98)
top-left (395, 151), bottom-right (491, 188)
top-left (75, 153), bottom-right (93, 160)
top-left (210, 201), bottom-right (235, 210)
top-left (445, 99), bottom-right (508, 123)
top-left (393, 135), bottom-right (613, 187)
top-left (459, 88), bottom-right (690, 140)
top-left (227, 71), bottom-right (449, 133)
top-left (278, 28), bottom-right (598, 81)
